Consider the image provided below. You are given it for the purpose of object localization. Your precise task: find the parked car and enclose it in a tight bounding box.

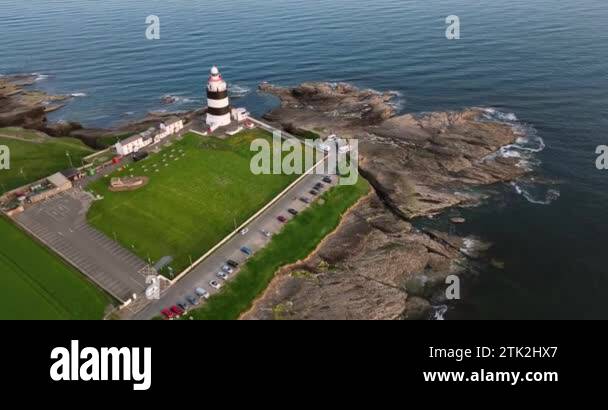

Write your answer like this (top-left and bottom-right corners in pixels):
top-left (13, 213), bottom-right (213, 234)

top-left (226, 260), bottom-right (239, 268)
top-left (314, 182), bottom-right (324, 189)
top-left (186, 295), bottom-right (199, 306)
top-left (209, 280), bottom-right (222, 290)
top-left (132, 151), bottom-right (149, 162)
top-left (240, 246), bottom-right (253, 256)
top-left (195, 288), bottom-right (210, 299)
top-left (217, 271), bottom-right (229, 281)
top-left (177, 302), bottom-right (188, 311)
top-left (322, 176), bottom-right (332, 183)
top-left (299, 197), bottom-right (310, 204)
top-left (170, 305), bottom-right (184, 316)
top-left (309, 190), bottom-right (319, 196)
top-left (161, 308), bottom-right (174, 319)
top-left (287, 208), bottom-right (298, 216)
top-left (277, 216), bottom-right (287, 223)
top-left (222, 265), bottom-right (234, 274)
top-left (261, 229), bottom-right (272, 238)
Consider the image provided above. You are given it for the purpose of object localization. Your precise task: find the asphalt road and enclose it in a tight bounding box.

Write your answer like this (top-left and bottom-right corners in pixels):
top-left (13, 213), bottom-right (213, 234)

top-left (131, 159), bottom-right (336, 320)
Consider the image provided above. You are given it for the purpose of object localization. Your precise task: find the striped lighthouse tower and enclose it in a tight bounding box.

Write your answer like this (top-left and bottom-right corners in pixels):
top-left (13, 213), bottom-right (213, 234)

top-left (206, 66), bottom-right (231, 130)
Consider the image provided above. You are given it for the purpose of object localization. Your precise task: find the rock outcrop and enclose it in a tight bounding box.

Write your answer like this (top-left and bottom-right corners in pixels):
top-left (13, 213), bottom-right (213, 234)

top-left (243, 82), bottom-right (531, 320)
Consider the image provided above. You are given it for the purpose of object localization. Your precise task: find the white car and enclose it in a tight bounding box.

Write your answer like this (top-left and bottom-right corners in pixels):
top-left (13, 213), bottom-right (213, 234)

top-left (209, 280), bottom-right (222, 290)
top-left (261, 229), bottom-right (272, 238)
top-left (216, 271), bottom-right (229, 281)
top-left (195, 288), bottom-right (210, 299)
top-left (221, 265), bottom-right (234, 274)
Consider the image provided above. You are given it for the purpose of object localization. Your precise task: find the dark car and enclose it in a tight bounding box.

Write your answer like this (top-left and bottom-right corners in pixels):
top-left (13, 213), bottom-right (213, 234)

top-left (299, 197), bottom-right (310, 204)
top-left (177, 302), bottom-right (188, 311)
top-left (314, 182), bottom-right (324, 189)
top-left (132, 151), bottom-right (149, 162)
top-left (186, 295), bottom-right (199, 306)
top-left (309, 190), bottom-right (319, 196)
top-left (226, 259), bottom-right (239, 268)
top-left (322, 176), bottom-right (332, 183)
top-left (287, 208), bottom-right (298, 216)
top-left (240, 246), bottom-right (253, 256)
top-left (277, 215), bottom-right (287, 223)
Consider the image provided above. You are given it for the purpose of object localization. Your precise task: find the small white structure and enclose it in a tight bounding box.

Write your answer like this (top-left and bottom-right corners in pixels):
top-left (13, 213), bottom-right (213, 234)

top-left (318, 134), bottom-right (352, 154)
top-left (231, 107), bottom-right (250, 122)
top-left (115, 118), bottom-right (184, 156)
top-left (115, 131), bottom-right (152, 156)
top-left (154, 117), bottom-right (184, 143)
top-left (206, 66), bottom-right (232, 131)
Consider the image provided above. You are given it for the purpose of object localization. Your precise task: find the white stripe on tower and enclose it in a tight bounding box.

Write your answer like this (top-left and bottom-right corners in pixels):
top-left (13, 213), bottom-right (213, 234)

top-left (206, 65), bottom-right (231, 129)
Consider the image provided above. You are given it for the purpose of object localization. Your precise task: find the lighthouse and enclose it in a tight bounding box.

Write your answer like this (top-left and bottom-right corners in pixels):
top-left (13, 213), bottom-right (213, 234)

top-left (206, 65), bottom-right (231, 130)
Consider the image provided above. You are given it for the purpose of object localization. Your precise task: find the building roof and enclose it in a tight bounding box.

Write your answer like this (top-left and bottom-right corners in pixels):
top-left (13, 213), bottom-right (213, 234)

top-left (120, 134), bottom-right (143, 146)
top-left (60, 168), bottom-right (80, 179)
top-left (47, 172), bottom-right (70, 188)
top-left (164, 116), bottom-right (182, 126)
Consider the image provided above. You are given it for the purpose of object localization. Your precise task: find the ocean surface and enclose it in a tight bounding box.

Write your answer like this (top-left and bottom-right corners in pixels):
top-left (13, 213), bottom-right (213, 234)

top-left (1, 0), bottom-right (607, 319)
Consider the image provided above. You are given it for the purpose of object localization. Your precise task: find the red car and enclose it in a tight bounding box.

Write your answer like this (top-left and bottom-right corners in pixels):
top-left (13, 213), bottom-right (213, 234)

top-left (161, 308), bottom-right (175, 319)
top-left (170, 305), bottom-right (184, 316)
top-left (277, 215), bottom-right (287, 223)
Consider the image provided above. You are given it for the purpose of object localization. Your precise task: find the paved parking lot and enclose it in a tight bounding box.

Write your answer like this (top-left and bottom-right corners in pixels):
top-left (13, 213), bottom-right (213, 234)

top-left (131, 162), bottom-right (338, 320)
top-left (14, 189), bottom-right (148, 302)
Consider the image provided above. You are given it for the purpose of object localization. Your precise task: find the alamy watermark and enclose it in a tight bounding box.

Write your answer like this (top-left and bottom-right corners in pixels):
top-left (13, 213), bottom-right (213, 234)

top-left (145, 15), bottom-right (160, 40)
top-left (249, 131), bottom-right (359, 186)
top-left (445, 15), bottom-right (461, 40)
top-left (596, 145), bottom-right (608, 170)
top-left (0, 145), bottom-right (9, 171)
top-left (445, 275), bottom-right (461, 300)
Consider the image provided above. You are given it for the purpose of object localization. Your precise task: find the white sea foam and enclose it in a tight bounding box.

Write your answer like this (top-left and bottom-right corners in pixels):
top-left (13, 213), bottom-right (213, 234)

top-left (32, 73), bottom-right (49, 82)
top-left (511, 182), bottom-right (560, 205)
top-left (70, 92), bottom-right (87, 97)
top-left (229, 84), bottom-right (251, 98)
top-left (481, 109), bottom-right (545, 171)
top-left (431, 305), bottom-right (448, 321)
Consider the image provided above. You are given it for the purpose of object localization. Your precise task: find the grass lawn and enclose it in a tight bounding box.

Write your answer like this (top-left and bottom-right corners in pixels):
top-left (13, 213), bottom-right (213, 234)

top-left (0, 217), bottom-right (112, 320)
top-left (87, 129), bottom-right (304, 275)
top-left (0, 127), bottom-right (94, 192)
top-left (184, 177), bottom-right (370, 320)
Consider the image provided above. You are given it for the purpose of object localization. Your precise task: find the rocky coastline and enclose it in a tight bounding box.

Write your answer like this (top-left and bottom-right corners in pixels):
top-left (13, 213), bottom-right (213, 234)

top-left (242, 82), bottom-right (530, 320)
top-left (2, 75), bottom-right (532, 320)
top-left (0, 74), bottom-right (201, 149)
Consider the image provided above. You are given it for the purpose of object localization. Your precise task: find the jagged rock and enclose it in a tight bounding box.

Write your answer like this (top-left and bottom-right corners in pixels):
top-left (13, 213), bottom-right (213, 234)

top-left (243, 81), bottom-right (528, 320)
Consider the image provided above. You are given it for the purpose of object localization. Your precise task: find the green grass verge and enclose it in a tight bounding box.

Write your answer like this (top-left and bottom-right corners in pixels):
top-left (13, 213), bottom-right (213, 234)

top-left (0, 217), bottom-right (112, 319)
top-left (87, 130), bottom-right (305, 275)
top-left (0, 128), bottom-right (93, 192)
top-left (184, 177), bottom-right (370, 320)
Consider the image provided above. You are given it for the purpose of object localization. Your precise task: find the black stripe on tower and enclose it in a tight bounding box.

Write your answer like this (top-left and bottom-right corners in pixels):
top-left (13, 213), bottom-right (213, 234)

top-left (207, 106), bottom-right (231, 116)
top-left (207, 90), bottom-right (229, 99)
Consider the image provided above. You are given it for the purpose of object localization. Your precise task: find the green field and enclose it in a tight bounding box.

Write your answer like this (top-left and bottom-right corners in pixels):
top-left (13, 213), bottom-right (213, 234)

top-left (0, 217), bottom-right (111, 320)
top-left (185, 177), bottom-right (370, 320)
top-left (87, 130), bottom-right (303, 275)
top-left (0, 127), bottom-right (94, 192)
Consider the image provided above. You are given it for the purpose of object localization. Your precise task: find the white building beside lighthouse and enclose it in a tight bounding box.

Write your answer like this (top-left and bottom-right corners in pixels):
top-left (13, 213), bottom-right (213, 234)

top-left (206, 66), bottom-right (231, 131)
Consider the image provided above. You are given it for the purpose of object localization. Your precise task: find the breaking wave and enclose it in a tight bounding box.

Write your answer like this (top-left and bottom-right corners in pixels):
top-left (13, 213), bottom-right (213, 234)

top-left (511, 181), bottom-right (560, 205)
top-left (229, 84), bottom-right (251, 98)
top-left (481, 108), bottom-right (545, 171)
top-left (70, 92), bottom-right (87, 97)
top-left (431, 304), bottom-right (448, 320)
top-left (161, 94), bottom-right (197, 105)
top-left (32, 73), bottom-right (49, 82)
